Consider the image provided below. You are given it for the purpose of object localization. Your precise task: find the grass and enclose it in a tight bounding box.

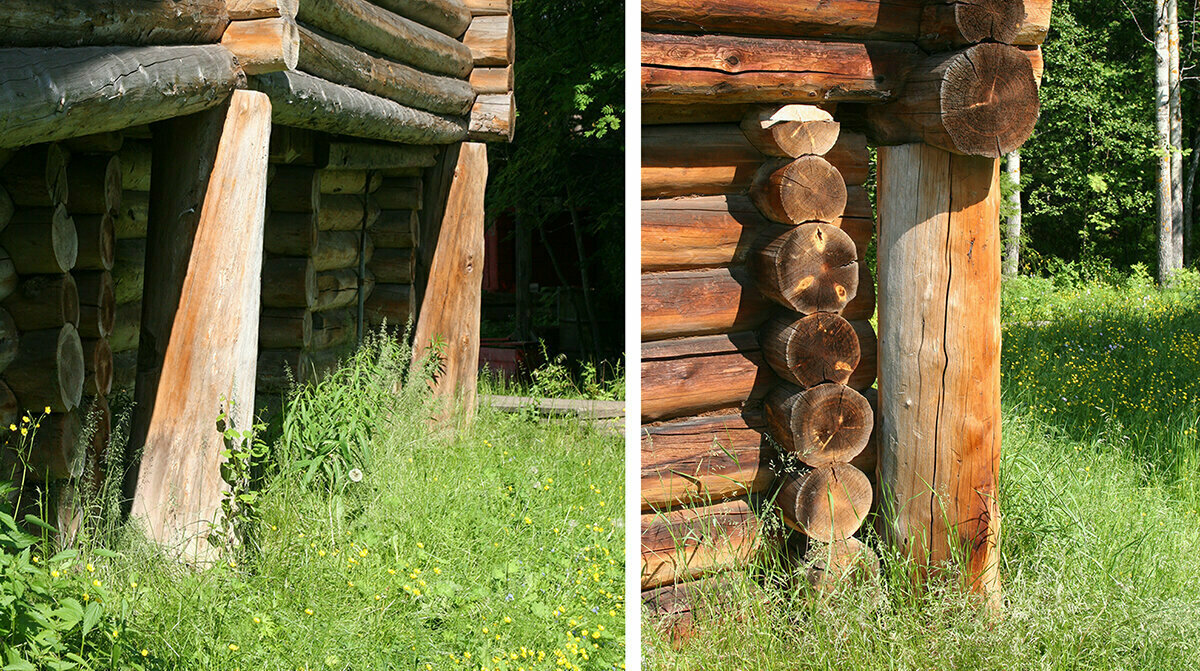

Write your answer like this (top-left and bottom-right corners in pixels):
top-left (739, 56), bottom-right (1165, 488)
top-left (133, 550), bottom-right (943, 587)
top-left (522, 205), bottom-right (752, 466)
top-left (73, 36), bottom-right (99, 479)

top-left (644, 269), bottom-right (1200, 670)
top-left (1, 332), bottom-right (624, 670)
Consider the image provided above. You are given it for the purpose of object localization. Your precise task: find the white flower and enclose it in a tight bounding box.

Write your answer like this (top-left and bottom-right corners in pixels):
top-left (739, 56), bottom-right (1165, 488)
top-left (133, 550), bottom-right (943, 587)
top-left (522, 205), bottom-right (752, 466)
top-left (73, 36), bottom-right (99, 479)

top-left (348, 468), bottom-right (363, 483)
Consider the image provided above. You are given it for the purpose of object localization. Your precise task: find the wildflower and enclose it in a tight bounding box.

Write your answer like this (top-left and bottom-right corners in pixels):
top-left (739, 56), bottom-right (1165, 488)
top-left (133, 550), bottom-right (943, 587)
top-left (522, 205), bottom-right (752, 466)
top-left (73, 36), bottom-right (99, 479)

top-left (348, 468), bottom-right (363, 483)
top-left (7, 424), bottom-right (14, 431)
top-left (359, 548), bottom-right (368, 557)
top-left (112, 630), bottom-right (120, 638)
top-left (43, 406), bottom-right (50, 414)
top-left (305, 608), bottom-right (314, 615)
top-left (417, 542), bottom-right (424, 549)
top-left (524, 517), bottom-right (532, 525)
top-left (141, 650), bottom-right (149, 657)
top-left (92, 579), bottom-right (101, 587)
top-left (20, 428), bottom-right (27, 436)
top-left (229, 644), bottom-right (239, 651)
top-left (86, 563), bottom-right (94, 572)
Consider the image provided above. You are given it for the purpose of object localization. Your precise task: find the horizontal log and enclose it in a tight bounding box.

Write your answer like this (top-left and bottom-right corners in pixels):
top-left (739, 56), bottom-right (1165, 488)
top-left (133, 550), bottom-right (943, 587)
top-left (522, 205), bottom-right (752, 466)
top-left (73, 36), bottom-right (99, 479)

top-left (262, 256), bottom-right (317, 308)
top-left (0, 45), bottom-right (241, 150)
top-left (64, 132), bottom-right (124, 154)
top-left (0, 309), bottom-right (16, 374)
top-left (642, 33), bottom-right (917, 105)
top-left (0, 249), bottom-right (15, 303)
top-left (112, 349), bottom-right (136, 393)
top-left (269, 165), bottom-right (320, 212)
top-left (4, 323), bottom-right (84, 412)
top-left (642, 576), bottom-right (751, 645)
top-left (367, 247), bottom-right (414, 283)
top-left (740, 104), bottom-right (838, 157)
top-left (765, 383), bottom-right (872, 465)
top-left (258, 347), bottom-right (309, 390)
top-left (642, 499), bottom-right (761, 589)
top-left (463, 15), bottom-right (513, 66)
top-left (0, 187), bottom-right (10, 232)
top-left (22, 411), bottom-right (84, 481)
top-left (371, 210), bottom-right (418, 247)
top-left (265, 212), bottom-right (319, 256)
top-left (319, 194), bottom-right (382, 230)
top-left (777, 464), bottom-right (872, 543)
top-left (643, 102), bottom-right (755, 126)
top-left (363, 282), bottom-right (411, 326)
top-left (229, 0), bottom-right (299, 20)
top-left (641, 195), bottom-right (766, 271)
top-left (642, 332), bottom-right (774, 423)
top-left (851, 387), bottom-right (879, 478)
top-left (918, 0), bottom-right (1047, 50)
top-left (253, 70), bottom-right (468, 146)
top-left (114, 191), bottom-right (148, 238)
top-left (325, 142), bottom-right (439, 170)
top-left (296, 25), bottom-right (475, 116)
top-left (221, 16), bottom-right (299, 74)
top-left (469, 92), bottom-right (515, 143)
top-left (82, 336), bottom-right (113, 397)
top-left (754, 223), bottom-right (858, 313)
top-left (1, 205), bottom-right (78, 274)
top-left (761, 313), bottom-right (859, 388)
top-left (0, 1), bottom-right (228, 48)
top-left (3, 274), bottom-right (79, 331)
top-left (260, 307), bottom-right (312, 349)
top-left (75, 271), bottom-right (116, 340)
top-left (313, 268), bottom-right (367, 311)
top-left (297, 0), bottom-right (473, 77)
top-left (269, 125), bottom-right (327, 165)
top-left (0, 144), bottom-right (70, 207)
top-left (112, 238), bottom-right (145, 304)
top-left (462, 0), bottom-right (510, 16)
top-left (74, 213), bottom-right (116, 271)
top-left (109, 301), bottom-right (141, 353)
top-left (641, 411), bottom-right (774, 511)
top-left (374, 178), bottom-right (423, 210)
top-left (314, 230), bottom-right (372, 271)
top-left (848, 320), bottom-right (876, 391)
top-left (470, 66), bottom-right (512, 94)
top-left (749, 157), bottom-right (847, 224)
top-left (319, 169), bottom-right (382, 194)
top-left (641, 267), bottom-right (772, 341)
top-left (310, 307), bottom-right (356, 350)
top-left (371, 0), bottom-right (472, 37)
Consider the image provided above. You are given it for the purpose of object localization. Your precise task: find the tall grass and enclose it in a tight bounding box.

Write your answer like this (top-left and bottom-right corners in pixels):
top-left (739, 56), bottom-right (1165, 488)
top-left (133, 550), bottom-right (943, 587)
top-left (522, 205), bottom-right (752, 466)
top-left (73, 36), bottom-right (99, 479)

top-left (645, 270), bottom-right (1200, 670)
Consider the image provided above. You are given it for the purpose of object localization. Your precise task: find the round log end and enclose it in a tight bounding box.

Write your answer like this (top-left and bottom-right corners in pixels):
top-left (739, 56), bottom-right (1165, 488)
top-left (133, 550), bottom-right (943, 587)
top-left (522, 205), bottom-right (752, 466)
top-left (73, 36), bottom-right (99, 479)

top-left (804, 537), bottom-right (880, 592)
top-left (756, 223), bottom-right (859, 314)
top-left (88, 337), bottom-right (114, 397)
top-left (955, 0), bottom-right (1027, 44)
top-left (762, 313), bottom-right (860, 388)
top-left (52, 205), bottom-right (79, 273)
top-left (56, 323), bottom-right (85, 412)
top-left (751, 156), bottom-right (847, 224)
top-left (780, 463), bottom-right (872, 543)
top-left (942, 43), bottom-right (1039, 157)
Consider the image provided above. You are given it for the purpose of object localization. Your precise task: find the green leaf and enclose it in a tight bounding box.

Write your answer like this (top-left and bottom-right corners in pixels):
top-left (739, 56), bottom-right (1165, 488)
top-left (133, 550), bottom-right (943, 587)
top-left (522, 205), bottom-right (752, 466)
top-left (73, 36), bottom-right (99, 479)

top-left (81, 601), bottom-right (102, 639)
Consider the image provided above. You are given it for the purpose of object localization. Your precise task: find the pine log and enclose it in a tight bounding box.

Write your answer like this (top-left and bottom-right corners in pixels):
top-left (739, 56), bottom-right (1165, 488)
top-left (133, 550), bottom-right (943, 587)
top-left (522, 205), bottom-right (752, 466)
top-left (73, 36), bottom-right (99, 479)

top-left (825, 132), bottom-right (870, 186)
top-left (1023, 45), bottom-right (1044, 86)
top-left (642, 577), bottom-right (749, 646)
top-left (82, 337), bottom-right (114, 397)
top-left (64, 132), bottom-right (125, 154)
top-left (750, 157), bottom-right (847, 224)
top-left (109, 302), bottom-right (141, 353)
top-left (0, 308), bottom-right (16, 374)
top-left (74, 271), bottom-right (115, 340)
top-left (370, 0), bottom-right (472, 37)
top-left (375, 178), bottom-right (423, 210)
top-left (74, 214), bottom-right (116, 272)
top-left (319, 194), bottom-right (382, 230)
top-left (265, 212), bottom-right (319, 256)
top-left (372, 210), bottom-right (418, 247)
top-left (876, 144), bottom-right (1002, 601)
top-left (257, 348), bottom-right (309, 390)
top-left (259, 307), bottom-right (312, 349)
top-left (1, 206), bottom-right (78, 274)
top-left (114, 191), bottom-right (149, 239)
top-left (778, 464), bottom-right (872, 543)
top-left (296, 25), bottom-right (475, 117)
top-left (313, 268), bottom-right (365, 312)
top-left (641, 411), bottom-right (774, 511)
top-left (842, 261), bottom-right (875, 321)
top-left (865, 43), bottom-right (1040, 158)
top-left (641, 195), bottom-right (767, 271)
top-left (0, 144), bottom-right (70, 207)
top-left (0, 1), bottom-right (229, 47)
top-left (642, 332), bottom-right (774, 423)
top-left (0, 249), bottom-right (16, 303)
top-left (641, 499), bottom-right (761, 589)
top-left (315, 230), bottom-right (372, 271)
top-left (253, 70), bottom-right (468, 146)
top-left (310, 307), bottom-right (356, 350)
top-left (840, 190), bottom-right (875, 261)
top-left (296, 0), bottom-right (473, 77)
top-left (740, 105), bottom-right (839, 158)
top-left (761, 313), bottom-right (859, 388)
top-left (470, 66), bottom-right (513, 94)
top-left (229, 0), bottom-right (299, 20)
top-left (119, 142), bottom-right (152, 191)
top-left (851, 387), bottom-right (880, 478)
top-left (848, 320), bottom-right (876, 391)
top-left (4, 274), bottom-right (79, 332)
top-left (462, 0), bottom-right (510, 16)
top-left (468, 93), bottom-right (515, 143)
top-left (803, 537), bottom-right (880, 592)
top-left (754, 223), bottom-right (858, 313)
top-left (21, 410), bottom-right (84, 481)
top-left (766, 383), bottom-right (872, 465)
top-left (263, 256), bottom-right (318, 308)
top-left (1014, 3), bottom-right (1052, 46)
top-left (364, 282), bottom-right (412, 326)
top-left (5, 324), bottom-right (85, 413)
top-left (0, 46), bottom-right (242, 150)
top-left (221, 17), bottom-right (300, 75)
top-left (641, 267), bottom-right (772, 341)
top-left (112, 239), bottom-right (146, 304)
top-left (463, 15), bottom-right (514, 66)
top-left (65, 154), bottom-right (121, 215)
top-left (318, 170), bottom-right (382, 194)
top-left (367, 247), bottom-right (414, 283)
top-left (269, 165), bottom-right (320, 212)
top-left (641, 32), bottom-right (917, 105)
top-left (130, 91), bottom-right (270, 560)
top-left (326, 142), bottom-right (439, 171)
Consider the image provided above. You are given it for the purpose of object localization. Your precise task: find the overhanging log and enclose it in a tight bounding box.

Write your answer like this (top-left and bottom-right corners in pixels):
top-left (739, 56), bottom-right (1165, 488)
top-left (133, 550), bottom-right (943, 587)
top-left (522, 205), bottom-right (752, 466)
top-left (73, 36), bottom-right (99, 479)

top-left (0, 1), bottom-right (229, 48)
top-left (371, 0), bottom-right (473, 38)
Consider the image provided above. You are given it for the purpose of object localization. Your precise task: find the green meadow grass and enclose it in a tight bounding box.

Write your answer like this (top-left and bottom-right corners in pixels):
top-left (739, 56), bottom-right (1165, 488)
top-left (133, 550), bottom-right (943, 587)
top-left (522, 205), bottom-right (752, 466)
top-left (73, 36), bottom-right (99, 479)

top-left (645, 271), bottom-right (1200, 670)
top-left (2, 334), bottom-right (624, 670)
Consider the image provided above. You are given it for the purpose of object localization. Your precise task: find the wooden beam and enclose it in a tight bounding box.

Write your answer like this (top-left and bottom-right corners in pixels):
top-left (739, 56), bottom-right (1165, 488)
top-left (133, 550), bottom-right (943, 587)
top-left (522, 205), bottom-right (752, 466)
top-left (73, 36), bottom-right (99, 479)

top-left (253, 70), bottom-right (467, 145)
top-left (468, 92), bottom-right (515, 143)
top-left (876, 143), bottom-right (1002, 606)
top-left (0, 45), bottom-right (242, 150)
top-left (0, 0), bottom-right (229, 48)
top-left (642, 332), bottom-right (774, 423)
top-left (641, 267), bottom-right (772, 341)
top-left (469, 66), bottom-right (512, 94)
top-left (130, 90), bottom-right (271, 562)
top-left (412, 143), bottom-right (487, 416)
top-left (463, 15), bottom-right (513, 66)
top-left (462, 0), bottom-right (511, 17)
top-left (220, 17), bottom-right (299, 74)
top-left (641, 499), bottom-right (761, 589)
top-left (228, 0), bottom-right (299, 20)
top-left (325, 142), bottom-right (438, 170)
top-left (370, 0), bottom-right (473, 38)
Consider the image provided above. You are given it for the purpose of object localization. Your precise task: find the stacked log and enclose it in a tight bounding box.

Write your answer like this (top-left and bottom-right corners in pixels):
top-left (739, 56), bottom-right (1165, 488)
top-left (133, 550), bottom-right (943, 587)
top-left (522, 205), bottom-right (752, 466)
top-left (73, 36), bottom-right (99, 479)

top-left (463, 0), bottom-right (515, 142)
top-left (110, 137), bottom-right (150, 395)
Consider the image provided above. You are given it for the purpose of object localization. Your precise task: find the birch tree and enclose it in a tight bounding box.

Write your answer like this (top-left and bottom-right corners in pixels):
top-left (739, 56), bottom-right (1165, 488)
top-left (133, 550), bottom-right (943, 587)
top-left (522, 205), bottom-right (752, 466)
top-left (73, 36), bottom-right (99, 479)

top-left (1003, 150), bottom-right (1023, 276)
top-left (1155, 0), bottom-right (1177, 284)
top-left (1168, 0), bottom-right (1184, 269)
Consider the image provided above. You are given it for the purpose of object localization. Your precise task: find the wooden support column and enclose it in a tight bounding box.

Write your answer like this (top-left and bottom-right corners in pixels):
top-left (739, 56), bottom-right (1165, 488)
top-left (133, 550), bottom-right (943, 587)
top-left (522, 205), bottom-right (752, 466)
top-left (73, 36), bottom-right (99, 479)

top-left (876, 143), bottom-right (1001, 607)
top-left (412, 143), bottom-right (487, 418)
top-left (129, 90), bottom-right (272, 562)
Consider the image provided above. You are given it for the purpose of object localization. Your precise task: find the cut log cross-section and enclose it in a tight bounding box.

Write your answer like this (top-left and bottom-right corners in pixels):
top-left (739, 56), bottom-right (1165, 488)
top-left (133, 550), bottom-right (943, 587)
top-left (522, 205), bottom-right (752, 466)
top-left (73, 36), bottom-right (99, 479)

top-left (754, 223), bottom-right (858, 314)
top-left (765, 383), bottom-right (873, 465)
top-left (130, 90), bottom-right (271, 562)
top-left (777, 464), bottom-right (873, 543)
top-left (740, 105), bottom-right (839, 157)
top-left (750, 156), bottom-right (847, 225)
top-left (220, 16), bottom-right (299, 74)
top-left (760, 313), bottom-right (860, 388)
top-left (5, 324), bottom-right (85, 413)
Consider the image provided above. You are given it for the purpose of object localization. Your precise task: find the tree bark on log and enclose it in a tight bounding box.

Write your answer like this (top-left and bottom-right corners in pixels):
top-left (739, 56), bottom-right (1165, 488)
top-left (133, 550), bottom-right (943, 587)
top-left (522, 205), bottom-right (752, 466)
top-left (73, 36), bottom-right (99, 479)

top-left (765, 383), bottom-right (872, 465)
top-left (642, 332), bottom-right (774, 423)
top-left (5, 324), bottom-right (85, 413)
top-left (749, 157), bottom-right (847, 224)
top-left (876, 143), bottom-right (1001, 604)
top-left (1, 206), bottom-right (78, 275)
top-left (370, 0), bottom-right (473, 38)
top-left (130, 91), bottom-right (270, 562)
top-left (325, 142), bottom-right (439, 170)
top-left (3, 274), bottom-right (79, 332)
top-left (754, 223), bottom-right (858, 313)
top-left (0, 46), bottom-right (242, 150)
top-left (0, 1), bottom-right (229, 48)
top-left (641, 267), bottom-right (773, 342)
top-left (777, 464), bottom-right (872, 543)
top-left (296, 25), bottom-right (475, 116)
top-left (641, 499), bottom-right (761, 589)
top-left (253, 71), bottom-right (468, 146)
top-left (641, 411), bottom-right (774, 512)
top-left (221, 16), bottom-right (300, 75)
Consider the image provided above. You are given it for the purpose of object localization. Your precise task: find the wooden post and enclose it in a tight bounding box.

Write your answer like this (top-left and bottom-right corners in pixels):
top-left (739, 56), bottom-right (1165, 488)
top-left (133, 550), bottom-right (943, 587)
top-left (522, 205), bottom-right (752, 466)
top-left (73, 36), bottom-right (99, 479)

top-left (129, 90), bottom-right (271, 562)
top-left (876, 143), bottom-right (1002, 607)
top-left (411, 142), bottom-right (487, 418)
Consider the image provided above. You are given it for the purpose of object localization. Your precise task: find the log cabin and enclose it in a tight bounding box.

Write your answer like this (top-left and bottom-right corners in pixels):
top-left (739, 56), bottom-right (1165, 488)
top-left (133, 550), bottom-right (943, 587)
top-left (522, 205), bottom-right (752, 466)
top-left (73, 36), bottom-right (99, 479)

top-left (0, 0), bottom-right (516, 562)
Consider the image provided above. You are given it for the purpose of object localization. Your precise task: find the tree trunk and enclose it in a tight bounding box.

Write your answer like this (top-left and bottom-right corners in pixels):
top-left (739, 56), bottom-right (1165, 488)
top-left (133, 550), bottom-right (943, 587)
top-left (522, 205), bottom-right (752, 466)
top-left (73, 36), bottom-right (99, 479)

top-left (1003, 150), bottom-right (1022, 276)
top-left (1185, 123), bottom-right (1199, 265)
top-left (1155, 0), bottom-right (1175, 284)
top-left (513, 211), bottom-right (532, 341)
top-left (1167, 0), bottom-right (1183, 271)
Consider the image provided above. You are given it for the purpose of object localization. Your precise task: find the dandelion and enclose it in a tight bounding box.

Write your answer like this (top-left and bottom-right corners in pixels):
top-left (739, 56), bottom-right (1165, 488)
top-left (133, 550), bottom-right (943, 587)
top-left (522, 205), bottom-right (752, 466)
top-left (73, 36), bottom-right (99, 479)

top-left (348, 468), bottom-right (363, 483)
top-left (305, 608), bottom-right (314, 615)
top-left (229, 644), bottom-right (239, 651)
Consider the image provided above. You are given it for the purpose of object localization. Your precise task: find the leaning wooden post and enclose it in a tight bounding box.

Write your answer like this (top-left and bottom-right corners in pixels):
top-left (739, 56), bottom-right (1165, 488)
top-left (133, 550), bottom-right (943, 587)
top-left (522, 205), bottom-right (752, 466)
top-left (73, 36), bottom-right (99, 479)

top-left (129, 90), bottom-right (271, 562)
top-left (411, 142), bottom-right (487, 420)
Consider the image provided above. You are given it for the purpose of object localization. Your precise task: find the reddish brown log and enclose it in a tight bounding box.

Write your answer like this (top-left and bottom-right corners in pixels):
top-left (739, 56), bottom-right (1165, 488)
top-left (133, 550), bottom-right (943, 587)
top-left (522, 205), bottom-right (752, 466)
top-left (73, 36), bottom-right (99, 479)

top-left (641, 267), bottom-right (772, 341)
top-left (641, 499), bottom-right (761, 589)
top-left (754, 223), bottom-right (858, 313)
top-left (750, 157), bottom-right (847, 225)
top-left (919, 0), bottom-right (1034, 50)
top-left (761, 313), bottom-right (859, 388)
top-left (643, 103), bottom-right (753, 126)
top-left (75, 271), bottom-right (115, 340)
top-left (842, 261), bottom-right (875, 320)
top-left (642, 577), bottom-right (755, 647)
top-left (766, 383), bottom-right (872, 465)
top-left (740, 105), bottom-right (839, 158)
top-left (641, 411), bottom-right (774, 512)
top-left (642, 332), bottom-right (774, 423)
top-left (803, 537), bottom-right (880, 592)
top-left (777, 464), bottom-right (872, 542)
top-left (642, 125), bottom-right (762, 199)
top-left (3, 274), bottom-right (79, 331)
top-left (848, 319), bottom-right (876, 391)
top-left (641, 196), bottom-right (768, 271)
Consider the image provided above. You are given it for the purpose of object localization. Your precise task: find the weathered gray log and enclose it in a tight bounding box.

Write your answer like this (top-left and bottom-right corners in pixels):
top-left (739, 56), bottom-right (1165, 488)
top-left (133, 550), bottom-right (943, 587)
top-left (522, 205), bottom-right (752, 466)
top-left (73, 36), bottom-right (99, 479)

top-left (0, 249), bottom-right (16, 303)
top-left (0, 46), bottom-right (242, 150)
top-left (363, 282), bottom-right (410, 326)
top-left (319, 194), bottom-right (382, 230)
top-left (119, 142), bottom-right (152, 191)
top-left (113, 238), bottom-right (146, 304)
top-left (314, 230), bottom-right (372, 271)
top-left (371, 210), bottom-right (417, 247)
top-left (64, 132), bottom-right (124, 154)
top-left (4, 323), bottom-right (85, 412)
top-left (260, 307), bottom-right (312, 349)
top-left (374, 178), bottom-right (423, 210)
top-left (1, 144), bottom-right (70, 207)
top-left (20, 410), bottom-right (84, 482)
top-left (110, 301), bottom-right (142, 353)
top-left (325, 142), bottom-right (439, 170)
top-left (262, 256), bottom-right (317, 308)
top-left (82, 337), bottom-right (113, 397)
top-left (468, 92), bottom-right (515, 143)
top-left (310, 307), bottom-right (356, 350)
top-left (253, 70), bottom-right (468, 145)
top-left (74, 214), bottom-right (116, 271)
top-left (0, 308), bottom-right (16, 374)
top-left (367, 247), bottom-right (414, 283)
top-left (257, 348), bottom-right (309, 391)
top-left (1, 206), bottom-right (78, 274)
top-left (318, 169), bottom-right (382, 194)
top-left (265, 212), bottom-right (319, 256)
top-left (0, 1), bottom-right (229, 48)
top-left (313, 268), bottom-right (369, 312)
top-left (296, 0), bottom-right (473, 77)
top-left (268, 165), bottom-right (320, 212)
top-left (114, 191), bottom-right (149, 238)
top-left (296, 25), bottom-right (475, 116)
top-left (3, 274), bottom-right (79, 331)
